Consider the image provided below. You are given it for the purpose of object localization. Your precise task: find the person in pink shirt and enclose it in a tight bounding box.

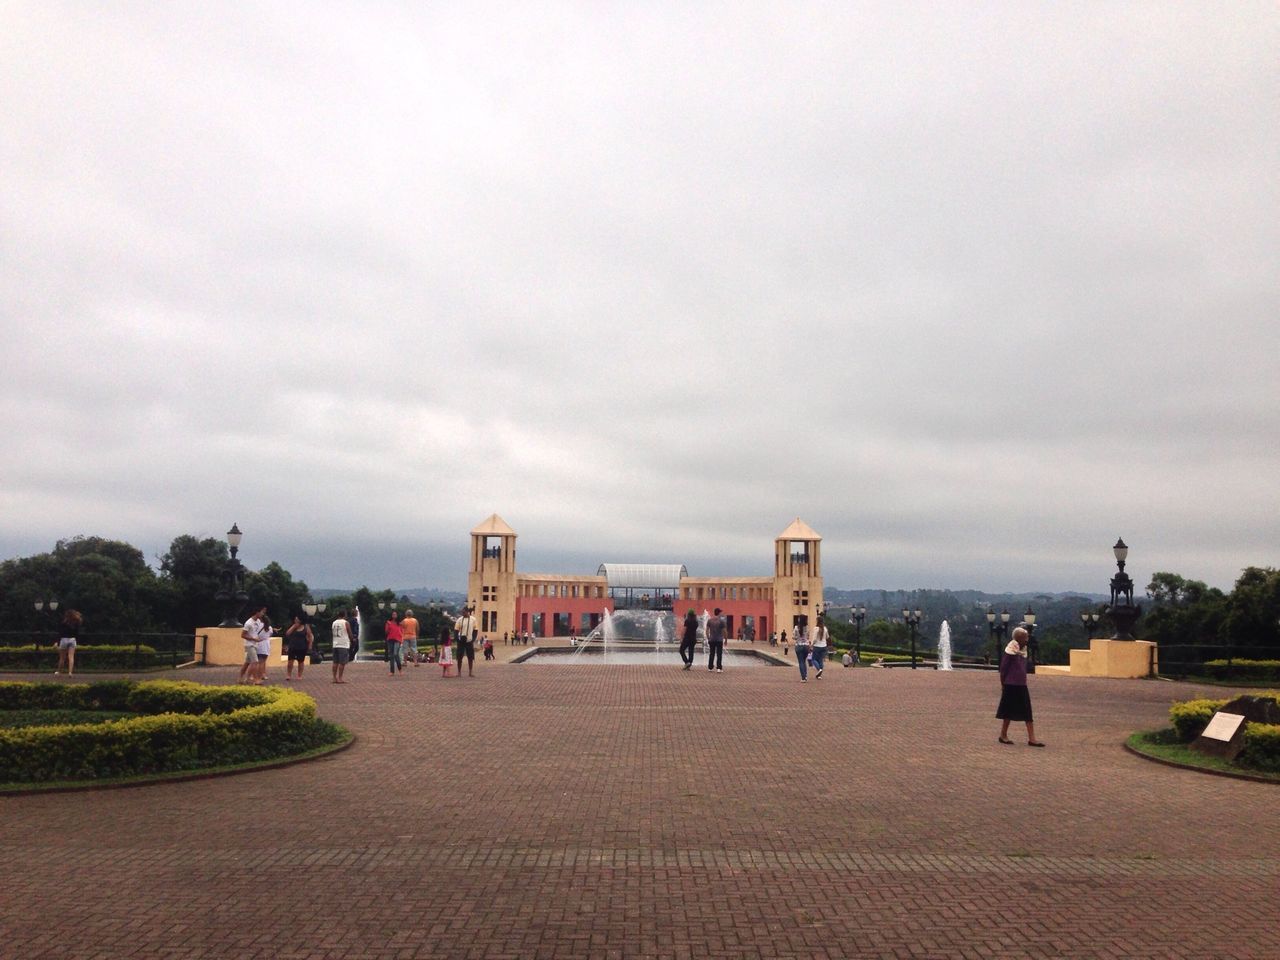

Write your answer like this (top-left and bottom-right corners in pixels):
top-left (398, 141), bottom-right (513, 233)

top-left (383, 611), bottom-right (404, 676)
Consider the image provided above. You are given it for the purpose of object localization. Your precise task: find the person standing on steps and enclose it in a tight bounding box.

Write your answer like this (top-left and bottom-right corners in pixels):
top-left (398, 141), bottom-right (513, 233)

top-left (679, 609), bottom-right (698, 670)
top-left (997, 626), bottom-right (1045, 747)
top-left (706, 608), bottom-right (726, 672)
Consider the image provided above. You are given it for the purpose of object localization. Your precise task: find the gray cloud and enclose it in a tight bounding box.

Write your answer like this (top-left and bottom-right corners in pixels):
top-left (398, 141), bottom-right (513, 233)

top-left (2, 2), bottom-right (1277, 594)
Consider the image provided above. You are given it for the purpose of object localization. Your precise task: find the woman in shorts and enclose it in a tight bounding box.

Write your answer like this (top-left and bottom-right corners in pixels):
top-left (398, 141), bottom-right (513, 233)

top-left (55, 608), bottom-right (82, 676)
top-left (284, 614), bottom-right (313, 680)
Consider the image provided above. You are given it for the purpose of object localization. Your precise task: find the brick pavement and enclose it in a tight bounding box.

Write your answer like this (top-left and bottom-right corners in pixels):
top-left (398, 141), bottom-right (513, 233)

top-left (1, 662), bottom-right (1277, 959)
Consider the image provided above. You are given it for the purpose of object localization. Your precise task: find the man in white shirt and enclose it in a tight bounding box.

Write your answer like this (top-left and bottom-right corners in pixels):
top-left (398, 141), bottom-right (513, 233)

top-left (453, 608), bottom-right (478, 677)
top-left (330, 608), bottom-right (352, 683)
top-left (239, 606), bottom-right (267, 684)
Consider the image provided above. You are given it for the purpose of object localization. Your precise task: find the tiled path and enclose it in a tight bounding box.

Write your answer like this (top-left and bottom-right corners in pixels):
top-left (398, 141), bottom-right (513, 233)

top-left (2, 661), bottom-right (1277, 959)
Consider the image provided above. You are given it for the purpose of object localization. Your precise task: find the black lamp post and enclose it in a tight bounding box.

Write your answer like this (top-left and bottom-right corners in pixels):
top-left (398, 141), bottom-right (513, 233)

top-left (215, 523), bottom-right (248, 627)
top-left (987, 608), bottom-right (1011, 664)
top-left (34, 598), bottom-right (60, 650)
top-left (1080, 610), bottom-right (1100, 640)
top-left (902, 607), bottom-right (923, 669)
top-left (851, 604), bottom-right (866, 662)
top-left (1107, 537), bottom-right (1143, 640)
top-left (1024, 607), bottom-right (1038, 674)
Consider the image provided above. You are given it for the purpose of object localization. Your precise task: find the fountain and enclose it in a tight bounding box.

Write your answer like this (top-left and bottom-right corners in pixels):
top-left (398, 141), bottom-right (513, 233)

top-left (937, 620), bottom-right (953, 671)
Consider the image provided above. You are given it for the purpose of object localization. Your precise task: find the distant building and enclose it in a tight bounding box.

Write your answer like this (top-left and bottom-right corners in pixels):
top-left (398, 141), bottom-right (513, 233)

top-left (467, 515), bottom-right (824, 641)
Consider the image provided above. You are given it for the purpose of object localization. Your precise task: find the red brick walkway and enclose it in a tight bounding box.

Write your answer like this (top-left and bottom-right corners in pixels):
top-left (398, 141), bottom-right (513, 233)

top-left (2, 662), bottom-right (1277, 959)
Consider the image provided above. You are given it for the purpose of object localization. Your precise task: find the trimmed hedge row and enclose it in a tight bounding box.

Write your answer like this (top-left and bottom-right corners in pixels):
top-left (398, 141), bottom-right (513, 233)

top-left (0, 680), bottom-right (341, 784)
top-left (1201, 659), bottom-right (1280, 683)
top-left (1167, 693), bottom-right (1280, 773)
top-left (0, 644), bottom-right (169, 670)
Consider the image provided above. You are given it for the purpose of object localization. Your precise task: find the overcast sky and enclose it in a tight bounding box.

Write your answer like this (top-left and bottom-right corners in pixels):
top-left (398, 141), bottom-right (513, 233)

top-left (3, 3), bottom-right (1277, 595)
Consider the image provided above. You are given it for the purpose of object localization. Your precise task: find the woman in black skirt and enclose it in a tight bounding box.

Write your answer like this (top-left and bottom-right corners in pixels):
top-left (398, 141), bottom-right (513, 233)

top-left (997, 626), bottom-right (1045, 747)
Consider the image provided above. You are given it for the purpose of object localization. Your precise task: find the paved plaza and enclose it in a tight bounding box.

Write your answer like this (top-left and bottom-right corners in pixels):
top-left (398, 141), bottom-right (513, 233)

top-left (2, 658), bottom-right (1278, 959)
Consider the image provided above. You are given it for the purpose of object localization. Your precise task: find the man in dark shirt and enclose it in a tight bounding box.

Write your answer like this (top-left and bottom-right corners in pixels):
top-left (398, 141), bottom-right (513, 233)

top-left (706, 608), bottom-right (726, 672)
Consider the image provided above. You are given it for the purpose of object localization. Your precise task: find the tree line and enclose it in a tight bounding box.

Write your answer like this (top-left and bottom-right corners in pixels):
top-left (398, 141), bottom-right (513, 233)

top-left (0, 534), bottom-right (452, 642)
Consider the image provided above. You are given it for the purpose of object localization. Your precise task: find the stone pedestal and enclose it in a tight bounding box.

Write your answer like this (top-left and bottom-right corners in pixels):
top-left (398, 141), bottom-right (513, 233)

top-left (1066, 638), bottom-right (1157, 678)
top-left (197, 626), bottom-right (283, 666)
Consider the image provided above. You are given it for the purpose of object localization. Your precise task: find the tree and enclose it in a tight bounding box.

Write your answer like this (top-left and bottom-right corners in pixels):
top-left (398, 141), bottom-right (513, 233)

top-left (159, 535), bottom-right (228, 633)
top-left (244, 562), bottom-right (311, 629)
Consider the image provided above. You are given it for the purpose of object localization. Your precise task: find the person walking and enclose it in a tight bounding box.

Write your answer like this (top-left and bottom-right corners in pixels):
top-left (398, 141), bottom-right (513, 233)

top-left (706, 608), bottom-right (726, 672)
top-left (384, 611), bottom-right (404, 676)
top-left (997, 626), bottom-right (1045, 747)
top-left (330, 608), bottom-right (352, 683)
top-left (679, 609), bottom-right (698, 670)
top-left (256, 614), bottom-right (274, 684)
top-left (793, 624), bottom-right (810, 682)
top-left (401, 609), bottom-right (420, 666)
top-left (781, 629), bottom-right (789, 656)
top-left (239, 606), bottom-right (267, 683)
top-left (284, 614), bottom-right (313, 680)
top-left (810, 616), bottom-right (829, 679)
top-left (54, 608), bottom-right (82, 676)
top-left (453, 607), bottom-right (478, 677)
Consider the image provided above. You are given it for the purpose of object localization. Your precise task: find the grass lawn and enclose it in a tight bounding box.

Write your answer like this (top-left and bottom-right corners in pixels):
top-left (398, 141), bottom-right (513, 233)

top-left (1126, 729), bottom-right (1280, 783)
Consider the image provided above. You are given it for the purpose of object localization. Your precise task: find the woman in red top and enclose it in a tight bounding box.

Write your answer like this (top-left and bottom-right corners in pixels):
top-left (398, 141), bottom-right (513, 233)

top-left (384, 612), bottom-right (404, 676)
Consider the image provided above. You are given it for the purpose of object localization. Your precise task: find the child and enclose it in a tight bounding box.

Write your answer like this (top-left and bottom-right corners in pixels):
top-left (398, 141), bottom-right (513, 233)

top-left (440, 637), bottom-right (454, 677)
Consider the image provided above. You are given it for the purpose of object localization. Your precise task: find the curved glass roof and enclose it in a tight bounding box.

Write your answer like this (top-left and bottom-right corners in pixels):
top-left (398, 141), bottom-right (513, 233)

top-left (596, 563), bottom-right (688, 589)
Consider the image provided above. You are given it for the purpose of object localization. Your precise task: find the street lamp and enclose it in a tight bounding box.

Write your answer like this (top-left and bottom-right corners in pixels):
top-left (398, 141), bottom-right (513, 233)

top-left (851, 604), bottom-right (867, 662)
top-left (1080, 610), bottom-right (1100, 640)
top-left (33, 598), bottom-right (59, 651)
top-left (902, 607), bottom-right (923, 669)
top-left (1024, 607), bottom-right (1038, 674)
top-left (215, 523), bottom-right (248, 627)
top-left (1107, 537), bottom-right (1143, 639)
top-left (987, 608), bottom-right (1011, 664)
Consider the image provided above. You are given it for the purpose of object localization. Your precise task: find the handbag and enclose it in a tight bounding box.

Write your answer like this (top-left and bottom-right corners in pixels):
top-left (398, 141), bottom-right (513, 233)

top-left (310, 647), bottom-right (323, 665)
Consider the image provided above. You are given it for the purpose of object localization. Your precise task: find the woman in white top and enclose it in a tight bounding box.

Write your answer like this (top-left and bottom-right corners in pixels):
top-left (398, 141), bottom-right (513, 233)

top-left (810, 616), bottom-right (830, 679)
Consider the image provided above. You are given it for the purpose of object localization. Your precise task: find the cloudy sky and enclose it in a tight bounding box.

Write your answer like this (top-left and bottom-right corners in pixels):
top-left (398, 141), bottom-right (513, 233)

top-left (2, 3), bottom-right (1277, 594)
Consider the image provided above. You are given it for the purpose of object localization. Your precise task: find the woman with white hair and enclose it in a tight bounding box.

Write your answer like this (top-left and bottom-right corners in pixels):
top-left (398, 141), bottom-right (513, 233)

top-left (997, 626), bottom-right (1045, 747)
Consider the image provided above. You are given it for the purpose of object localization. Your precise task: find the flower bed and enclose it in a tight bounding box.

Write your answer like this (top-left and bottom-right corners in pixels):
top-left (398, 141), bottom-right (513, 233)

top-left (0, 680), bottom-right (345, 785)
top-left (1165, 692), bottom-right (1280, 773)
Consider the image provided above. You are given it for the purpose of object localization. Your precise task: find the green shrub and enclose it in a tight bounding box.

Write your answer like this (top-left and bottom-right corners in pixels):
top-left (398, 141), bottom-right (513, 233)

top-left (0, 645), bottom-right (166, 670)
top-left (1202, 660), bottom-right (1280, 683)
top-left (0, 680), bottom-right (335, 784)
top-left (1238, 723), bottom-right (1280, 772)
top-left (1168, 698), bottom-right (1229, 741)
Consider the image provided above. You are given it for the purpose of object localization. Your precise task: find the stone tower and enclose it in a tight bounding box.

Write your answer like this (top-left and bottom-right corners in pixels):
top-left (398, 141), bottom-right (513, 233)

top-left (773, 518), bottom-right (823, 636)
top-left (468, 514), bottom-right (517, 640)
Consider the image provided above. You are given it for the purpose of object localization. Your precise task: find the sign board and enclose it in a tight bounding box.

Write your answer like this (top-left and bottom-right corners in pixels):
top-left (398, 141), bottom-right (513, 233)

top-left (1201, 712), bottom-right (1246, 742)
top-left (1191, 711), bottom-right (1247, 761)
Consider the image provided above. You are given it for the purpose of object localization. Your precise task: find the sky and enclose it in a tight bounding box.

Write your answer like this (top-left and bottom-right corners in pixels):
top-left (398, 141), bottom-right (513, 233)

top-left (2, 3), bottom-right (1277, 595)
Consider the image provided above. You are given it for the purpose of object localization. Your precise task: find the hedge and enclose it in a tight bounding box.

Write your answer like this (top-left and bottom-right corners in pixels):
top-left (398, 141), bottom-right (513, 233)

top-left (1167, 693), bottom-right (1280, 772)
top-left (0, 680), bottom-right (340, 784)
top-left (1201, 660), bottom-right (1280, 683)
top-left (0, 644), bottom-right (168, 670)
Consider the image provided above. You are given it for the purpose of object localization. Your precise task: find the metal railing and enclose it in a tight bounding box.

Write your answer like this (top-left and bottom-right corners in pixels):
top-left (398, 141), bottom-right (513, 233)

top-left (0, 631), bottom-right (204, 670)
top-left (1155, 643), bottom-right (1278, 681)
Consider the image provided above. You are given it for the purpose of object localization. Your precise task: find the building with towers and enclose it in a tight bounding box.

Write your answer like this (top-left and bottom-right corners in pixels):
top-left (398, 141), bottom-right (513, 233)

top-left (466, 514), bottom-right (824, 641)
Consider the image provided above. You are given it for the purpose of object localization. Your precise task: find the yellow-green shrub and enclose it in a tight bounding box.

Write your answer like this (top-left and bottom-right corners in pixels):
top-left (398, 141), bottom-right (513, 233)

top-left (1169, 698), bottom-right (1229, 741)
top-left (0, 680), bottom-right (335, 784)
top-left (1237, 723), bottom-right (1280, 772)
